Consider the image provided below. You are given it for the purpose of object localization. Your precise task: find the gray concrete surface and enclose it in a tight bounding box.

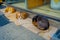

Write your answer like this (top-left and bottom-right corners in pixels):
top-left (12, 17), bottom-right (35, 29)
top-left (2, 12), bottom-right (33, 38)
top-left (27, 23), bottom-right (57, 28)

top-left (0, 23), bottom-right (45, 40)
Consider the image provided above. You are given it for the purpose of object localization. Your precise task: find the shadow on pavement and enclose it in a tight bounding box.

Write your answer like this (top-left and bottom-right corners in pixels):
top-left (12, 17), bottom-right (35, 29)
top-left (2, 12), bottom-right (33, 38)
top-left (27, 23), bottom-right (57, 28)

top-left (0, 14), bottom-right (10, 27)
top-left (0, 5), bottom-right (6, 9)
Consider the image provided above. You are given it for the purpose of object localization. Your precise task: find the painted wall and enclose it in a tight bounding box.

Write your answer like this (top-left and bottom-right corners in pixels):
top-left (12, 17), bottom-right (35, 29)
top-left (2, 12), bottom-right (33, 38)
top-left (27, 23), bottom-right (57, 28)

top-left (27, 0), bottom-right (44, 9)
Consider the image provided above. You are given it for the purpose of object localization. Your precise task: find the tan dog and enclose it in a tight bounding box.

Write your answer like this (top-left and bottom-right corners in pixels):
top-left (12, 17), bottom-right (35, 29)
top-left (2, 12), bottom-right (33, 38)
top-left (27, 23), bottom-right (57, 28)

top-left (5, 6), bottom-right (16, 13)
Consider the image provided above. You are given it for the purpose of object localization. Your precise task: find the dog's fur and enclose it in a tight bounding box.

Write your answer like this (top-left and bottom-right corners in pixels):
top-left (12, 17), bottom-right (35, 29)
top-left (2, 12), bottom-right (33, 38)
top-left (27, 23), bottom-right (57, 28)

top-left (32, 15), bottom-right (49, 30)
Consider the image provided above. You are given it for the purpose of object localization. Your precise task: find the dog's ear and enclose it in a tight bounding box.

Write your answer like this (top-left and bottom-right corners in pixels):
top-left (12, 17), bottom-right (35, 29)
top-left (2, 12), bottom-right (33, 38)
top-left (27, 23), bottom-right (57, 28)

top-left (32, 15), bottom-right (39, 22)
top-left (32, 15), bottom-right (39, 27)
top-left (20, 12), bottom-right (29, 19)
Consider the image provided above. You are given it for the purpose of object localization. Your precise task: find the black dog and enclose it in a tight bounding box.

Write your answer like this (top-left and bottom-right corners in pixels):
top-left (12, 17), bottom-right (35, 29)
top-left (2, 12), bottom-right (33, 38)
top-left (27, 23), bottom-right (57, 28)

top-left (32, 15), bottom-right (49, 30)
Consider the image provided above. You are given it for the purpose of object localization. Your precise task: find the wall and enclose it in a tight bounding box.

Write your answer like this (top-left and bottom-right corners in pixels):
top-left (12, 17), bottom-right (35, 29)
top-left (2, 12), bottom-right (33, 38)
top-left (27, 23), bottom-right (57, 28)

top-left (27, 0), bottom-right (44, 9)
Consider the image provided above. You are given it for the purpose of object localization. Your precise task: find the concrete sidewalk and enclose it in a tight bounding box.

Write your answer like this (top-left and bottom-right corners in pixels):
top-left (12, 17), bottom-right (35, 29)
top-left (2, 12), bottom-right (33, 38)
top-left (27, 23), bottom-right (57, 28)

top-left (0, 22), bottom-right (45, 40)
